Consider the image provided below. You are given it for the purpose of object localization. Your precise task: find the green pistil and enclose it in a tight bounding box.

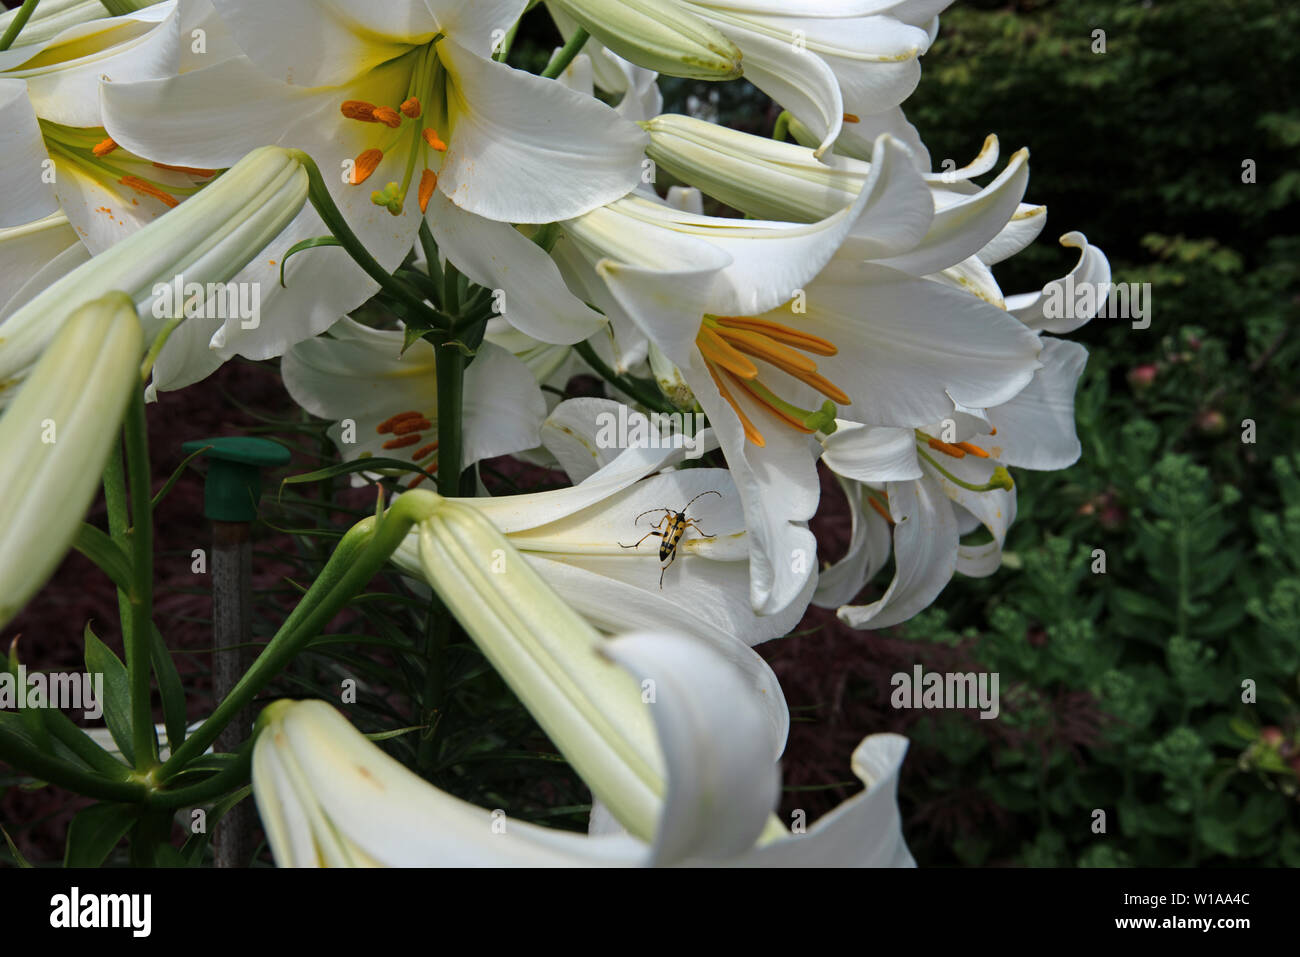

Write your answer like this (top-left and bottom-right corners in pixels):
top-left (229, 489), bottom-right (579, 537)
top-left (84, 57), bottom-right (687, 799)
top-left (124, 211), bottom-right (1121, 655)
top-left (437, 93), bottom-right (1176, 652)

top-left (744, 378), bottom-right (838, 435)
top-left (916, 444), bottom-right (1014, 492)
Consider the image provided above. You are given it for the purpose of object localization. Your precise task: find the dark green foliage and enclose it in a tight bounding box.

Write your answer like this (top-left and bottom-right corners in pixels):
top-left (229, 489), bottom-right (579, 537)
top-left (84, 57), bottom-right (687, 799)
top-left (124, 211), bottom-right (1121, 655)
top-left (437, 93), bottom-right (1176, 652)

top-left (894, 0), bottom-right (1300, 866)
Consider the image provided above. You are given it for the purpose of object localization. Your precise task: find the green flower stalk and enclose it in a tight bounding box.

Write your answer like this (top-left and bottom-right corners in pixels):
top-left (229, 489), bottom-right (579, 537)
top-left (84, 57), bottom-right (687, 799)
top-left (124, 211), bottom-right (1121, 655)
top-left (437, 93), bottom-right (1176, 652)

top-left (0, 145), bottom-right (308, 404)
top-left (0, 292), bottom-right (142, 628)
top-left (549, 0), bottom-right (742, 81)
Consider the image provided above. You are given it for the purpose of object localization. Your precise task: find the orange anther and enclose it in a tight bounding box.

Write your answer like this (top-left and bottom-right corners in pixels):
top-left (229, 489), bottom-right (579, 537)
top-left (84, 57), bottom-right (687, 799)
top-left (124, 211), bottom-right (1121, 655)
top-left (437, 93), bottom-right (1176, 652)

top-left (422, 128), bottom-right (448, 152)
top-left (372, 106), bottom-right (402, 128)
top-left (351, 148), bottom-right (383, 185)
top-left (382, 435), bottom-right (421, 450)
top-left (92, 137), bottom-right (118, 157)
top-left (341, 100), bottom-right (381, 122)
top-left (927, 437), bottom-right (967, 458)
top-left (418, 169), bottom-right (437, 213)
top-left (956, 441), bottom-right (991, 458)
top-left (118, 176), bottom-right (178, 208)
top-left (400, 97), bottom-right (422, 118)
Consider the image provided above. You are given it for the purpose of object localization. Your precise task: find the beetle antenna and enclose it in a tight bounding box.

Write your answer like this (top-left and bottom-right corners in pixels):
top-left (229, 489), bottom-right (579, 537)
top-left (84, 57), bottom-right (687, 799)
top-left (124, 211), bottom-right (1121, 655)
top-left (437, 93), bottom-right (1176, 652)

top-left (681, 489), bottom-right (722, 512)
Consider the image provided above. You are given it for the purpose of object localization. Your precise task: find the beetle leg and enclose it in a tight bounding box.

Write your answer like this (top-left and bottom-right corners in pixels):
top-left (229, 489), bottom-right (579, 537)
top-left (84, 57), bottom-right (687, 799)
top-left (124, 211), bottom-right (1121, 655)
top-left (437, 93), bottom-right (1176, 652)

top-left (658, 548), bottom-right (678, 589)
top-left (620, 529), bottom-right (663, 549)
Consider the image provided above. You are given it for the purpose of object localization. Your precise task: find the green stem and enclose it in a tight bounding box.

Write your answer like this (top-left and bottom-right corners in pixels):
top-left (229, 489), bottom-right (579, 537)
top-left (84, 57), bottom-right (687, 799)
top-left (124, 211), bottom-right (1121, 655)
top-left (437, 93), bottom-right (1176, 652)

top-left (574, 340), bottom-right (678, 414)
top-left (0, 725), bottom-right (146, 803)
top-left (123, 388), bottom-right (157, 770)
top-left (442, 259), bottom-right (462, 317)
top-left (916, 445), bottom-right (1014, 493)
top-left (493, 16), bottom-right (521, 63)
top-left (103, 440), bottom-right (135, 641)
top-left (147, 745), bottom-right (252, 809)
top-left (434, 338), bottom-right (465, 498)
top-left (541, 26), bottom-right (589, 79)
top-left (155, 495), bottom-right (439, 784)
top-left (0, 0), bottom-right (38, 52)
top-left (772, 110), bottom-right (793, 143)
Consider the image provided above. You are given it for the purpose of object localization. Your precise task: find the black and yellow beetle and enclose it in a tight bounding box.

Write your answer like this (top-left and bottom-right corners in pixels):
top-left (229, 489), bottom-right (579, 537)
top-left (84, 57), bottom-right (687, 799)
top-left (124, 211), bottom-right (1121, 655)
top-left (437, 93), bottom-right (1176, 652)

top-left (620, 489), bottom-right (722, 588)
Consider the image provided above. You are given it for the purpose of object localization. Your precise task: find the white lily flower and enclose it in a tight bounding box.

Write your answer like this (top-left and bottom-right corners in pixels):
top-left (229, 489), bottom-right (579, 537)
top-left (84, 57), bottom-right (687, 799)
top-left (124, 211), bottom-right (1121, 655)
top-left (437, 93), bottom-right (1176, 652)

top-left (680, 0), bottom-right (939, 157)
top-left (817, 337), bottom-right (1088, 626)
top-left (99, 0), bottom-right (648, 364)
top-left (0, 145), bottom-right (308, 404)
top-left (252, 638), bottom-right (914, 866)
top-left (281, 316), bottom-right (547, 488)
top-left (389, 399), bottom-right (804, 744)
top-left (0, 292), bottom-right (141, 628)
top-left (0, 2), bottom-right (195, 251)
top-left (553, 134), bottom-right (1041, 615)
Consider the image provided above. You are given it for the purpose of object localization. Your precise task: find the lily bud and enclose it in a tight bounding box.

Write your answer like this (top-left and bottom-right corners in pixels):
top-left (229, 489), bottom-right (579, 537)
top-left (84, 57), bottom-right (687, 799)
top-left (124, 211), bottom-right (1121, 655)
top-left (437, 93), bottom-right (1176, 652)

top-left (0, 292), bottom-right (142, 628)
top-left (550, 0), bottom-right (742, 81)
top-left (403, 492), bottom-right (666, 841)
top-left (644, 113), bottom-right (866, 222)
top-left (0, 146), bottom-right (308, 405)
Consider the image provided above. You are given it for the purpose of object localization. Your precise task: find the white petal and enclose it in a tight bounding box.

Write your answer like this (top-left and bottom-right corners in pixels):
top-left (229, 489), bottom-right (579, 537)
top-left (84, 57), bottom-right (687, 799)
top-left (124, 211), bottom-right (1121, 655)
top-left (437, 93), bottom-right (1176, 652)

top-left (209, 0), bottom-right (432, 86)
top-left (439, 37), bottom-right (648, 223)
top-left (426, 191), bottom-right (605, 344)
top-left (1007, 231), bottom-right (1111, 334)
top-left (978, 202), bottom-right (1047, 266)
top-left (462, 341), bottom-right (547, 464)
top-left (820, 421), bottom-right (921, 481)
top-left (801, 262), bottom-right (1043, 425)
top-left (0, 213), bottom-right (79, 310)
top-left (838, 476), bottom-right (956, 629)
top-left (984, 337), bottom-right (1088, 471)
top-left (0, 81), bottom-right (58, 227)
top-left (540, 397), bottom-right (630, 484)
top-left (425, 0), bottom-right (528, 59)
top-left (874, 148), bottom-right (1030, 276)
top-left (18, 3), bottom-right (179, 127)
top-left (813, 473), bottom-right (892, 608)
top-left (601, 630), bottom-right (781, 866)
top-left (736, 733), bottom-right (914, 867)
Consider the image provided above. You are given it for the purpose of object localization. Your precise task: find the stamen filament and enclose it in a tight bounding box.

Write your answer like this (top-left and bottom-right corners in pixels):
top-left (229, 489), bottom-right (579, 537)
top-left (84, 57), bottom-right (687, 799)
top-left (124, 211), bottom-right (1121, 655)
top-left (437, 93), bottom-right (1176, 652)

top-left (917, 446), bottom-right (1015, 493)
top-left (706, 364), bottom-right (765, 447)
top-left (725, 372), bottom-right (815, 435)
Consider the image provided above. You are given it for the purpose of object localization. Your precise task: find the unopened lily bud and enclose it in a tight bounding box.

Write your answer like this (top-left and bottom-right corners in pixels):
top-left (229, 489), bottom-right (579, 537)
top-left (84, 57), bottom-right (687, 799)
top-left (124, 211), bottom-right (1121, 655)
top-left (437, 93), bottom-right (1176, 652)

top-left (0, 146), bottom-right (308, 404)
top-left (644, 114), bottom-right (865, 222)
top-left (550, 0), bottom-right (742, 81)
top-left (0, 293), bottom-right (142, 627)
top-left (398, 493), bottom-right (666, 841)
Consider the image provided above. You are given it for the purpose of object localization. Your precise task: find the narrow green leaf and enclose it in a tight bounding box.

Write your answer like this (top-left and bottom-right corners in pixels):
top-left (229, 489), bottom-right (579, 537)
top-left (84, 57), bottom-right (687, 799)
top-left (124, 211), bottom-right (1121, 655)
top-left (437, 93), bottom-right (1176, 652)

top-left (1, 823), bottom-right (32, 867)
top-left (280, 457), bottom-right (435, 486)
top-left (279, 236), bottom-right (341, 287)
top-left (82, 624), bottom-right (135, 766)
top-left (149, 624), bottom-right (187, 754)
top-left (72, 525), bottom-right (133, 593)
top-left (151, 445), bottom-right (212, 510)
top-left (64, 803), bottom-right (140, 867)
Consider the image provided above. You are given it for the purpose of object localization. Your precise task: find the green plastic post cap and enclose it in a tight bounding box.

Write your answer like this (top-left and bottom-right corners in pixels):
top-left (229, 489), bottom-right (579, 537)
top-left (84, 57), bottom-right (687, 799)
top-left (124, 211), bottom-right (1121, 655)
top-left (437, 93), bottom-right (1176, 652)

top-left (181, 436), bottom-right (291, 523)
